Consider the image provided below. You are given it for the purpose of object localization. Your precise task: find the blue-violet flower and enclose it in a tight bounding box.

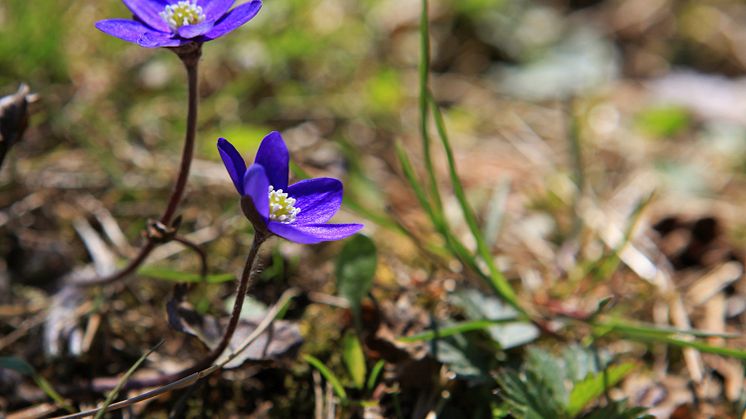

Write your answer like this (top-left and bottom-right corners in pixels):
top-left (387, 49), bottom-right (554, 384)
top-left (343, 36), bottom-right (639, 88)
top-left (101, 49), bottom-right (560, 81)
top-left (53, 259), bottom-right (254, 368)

top-left (96, 0), bottom-right (262, 48)
top-left (218, 132), bottom-right (364, 244)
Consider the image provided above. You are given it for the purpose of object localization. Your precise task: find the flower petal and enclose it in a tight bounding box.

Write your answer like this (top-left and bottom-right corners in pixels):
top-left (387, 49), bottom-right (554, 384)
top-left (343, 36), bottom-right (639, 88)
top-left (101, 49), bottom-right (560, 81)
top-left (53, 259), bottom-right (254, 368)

top-left (268, 222), bottom-right (363, 244)
top-left (253, 131), bottom-right (288, 190)
top-left (200, 0), bottom-right (235, 20)
top-left (202, 0), bottom-right (262, 40)
top-left (243, 164), bottom-right (270, 220)
top-left (95, 19), bottom-right (181, 48)
top-left (217, 137), bottom-right (247, 194)
top-left (177, 20), bottom-right (215, 38)
top-left (287, 178), bottom-right (343, 224)
top-left (122, 0), bottom-right (171, 31)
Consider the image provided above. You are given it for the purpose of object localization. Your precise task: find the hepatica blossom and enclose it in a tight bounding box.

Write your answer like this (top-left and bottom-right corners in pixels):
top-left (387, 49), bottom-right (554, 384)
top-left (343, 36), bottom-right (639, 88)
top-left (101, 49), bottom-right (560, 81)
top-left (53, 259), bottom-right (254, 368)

top-left (218, 132), bottom-right (363, 244)
top-left (96, 0), bottom-right (262, 48)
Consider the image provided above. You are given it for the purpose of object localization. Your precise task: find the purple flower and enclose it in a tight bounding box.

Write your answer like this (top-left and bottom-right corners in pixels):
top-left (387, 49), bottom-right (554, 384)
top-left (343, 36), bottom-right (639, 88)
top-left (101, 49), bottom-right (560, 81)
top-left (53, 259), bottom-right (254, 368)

top-left (95, 0), bottom-right (262, 48)
top-left (217, 132), bottom-right (363, 244)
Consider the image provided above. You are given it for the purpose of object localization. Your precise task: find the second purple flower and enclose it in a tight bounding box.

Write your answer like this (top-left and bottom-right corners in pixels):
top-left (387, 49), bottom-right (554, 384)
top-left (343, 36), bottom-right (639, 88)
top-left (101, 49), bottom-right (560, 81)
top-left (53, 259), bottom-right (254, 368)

top-left (218, 132), bottom-right (363, 244)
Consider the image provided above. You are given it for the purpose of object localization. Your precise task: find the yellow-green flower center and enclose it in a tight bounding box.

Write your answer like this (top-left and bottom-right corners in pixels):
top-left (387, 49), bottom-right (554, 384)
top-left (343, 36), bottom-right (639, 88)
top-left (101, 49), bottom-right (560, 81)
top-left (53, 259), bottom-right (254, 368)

top-left (160, 0), bottom-right (206, 32)
top-left (269, 186), bottom-right (300, 224)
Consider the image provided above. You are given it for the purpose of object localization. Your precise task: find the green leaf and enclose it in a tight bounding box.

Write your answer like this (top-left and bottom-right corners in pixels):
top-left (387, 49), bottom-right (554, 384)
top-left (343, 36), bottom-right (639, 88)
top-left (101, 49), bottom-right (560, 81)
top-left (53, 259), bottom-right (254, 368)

top-left (450, 290), bottom-right (538, 349)
top-left (304, 354), bottom-right (348, 401)
top-left (562, 344), bottom-right (607, 382)
top-left (0, 357), bottom-right (71, 412)
top-left (138, 266), bottom-right (235, 284)
top-left (431, 333), bottom-right (494, 379)
top-left (597, 319), bottom-right (739, 339)
top-left (497, 370), bottom-right (568, 419)
top-left (398, 319), bottom-right (521, 343)
top-left (0, 356), bottom-right (35, 376)
top-left (335, 234), bottom-right (377, 326)
top-left (366, 360), bottom-right (385, 392)
top-left (526, 348), bottom-right (568, 406)
top-left (342, 331), bottom-right (367, 389)
top-left (567, 362), bottom-right (635, 417)
top-left (635, 106), bottom-right (690, 138)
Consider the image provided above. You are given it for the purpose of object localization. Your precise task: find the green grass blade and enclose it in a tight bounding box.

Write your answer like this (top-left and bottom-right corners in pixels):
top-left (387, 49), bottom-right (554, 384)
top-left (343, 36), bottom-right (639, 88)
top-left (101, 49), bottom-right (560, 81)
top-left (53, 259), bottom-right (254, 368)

top-left (34, 375), bottom-right (72, 412)
top-left (597, 321), bottom-right (746, 360)
top-left (396, 142), bottom-right (485, 276)
top-left (398, 318), bottom-right (523, 343)
top-left (304, 354), bottom-right (348, 402)
top-left (418, 0), bottom-right (443, 215)
top-left (94, 340), bottom-right (163, 419)
top-left (366, 360), bottom-right (386, 392)
top-left (395, 141), bottom-right (438, 226)
top-left (597, 319), bottom-right (740, 339)
top-left (138, 266), bottom-right (234, 284)
top-left (626, 334), bottom-right (746, 360)
top-left (413, 0), bottom-right (490, 283)
top-left (400, 0), bottom-right (485, 278)
top-left (567, 99), bottom-right (585, 239)
top-left (483, 177), bottom-right (511, 248)
top-left (429, 99), bottom-right (523, 314)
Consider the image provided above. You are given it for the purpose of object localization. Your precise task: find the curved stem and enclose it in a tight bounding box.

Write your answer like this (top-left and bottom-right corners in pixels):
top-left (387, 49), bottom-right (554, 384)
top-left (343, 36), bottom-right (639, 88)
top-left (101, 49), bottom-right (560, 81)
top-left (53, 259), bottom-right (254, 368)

top-left (170, 235), bottom-right (208, 301)
top-left (71, 47), bottom-right (201, 287)
top-left (92, 231), bottom-right (268, 391)
top-left (174, 235), bottom-right (208, 278)
top-left (197, 232), bottom-right (267, 366)
top-left (160, 56), bottom-right (199, 225)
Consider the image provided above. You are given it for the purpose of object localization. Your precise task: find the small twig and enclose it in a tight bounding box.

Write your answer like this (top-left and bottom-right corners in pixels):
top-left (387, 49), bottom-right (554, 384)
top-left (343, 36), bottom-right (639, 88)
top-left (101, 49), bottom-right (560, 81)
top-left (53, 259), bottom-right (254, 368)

top-left (0, 309), bottom-right (49, 350)
top-left (55, 366), bottom-right (220, 419)
top-left (169, 234), bottom-right (209, 301)
top-left (0, 300), bottom-right (92, 351)
top-left (313, 370), bottom-right (324, 419)
top-left (173, 235), bottom-right (208, 279)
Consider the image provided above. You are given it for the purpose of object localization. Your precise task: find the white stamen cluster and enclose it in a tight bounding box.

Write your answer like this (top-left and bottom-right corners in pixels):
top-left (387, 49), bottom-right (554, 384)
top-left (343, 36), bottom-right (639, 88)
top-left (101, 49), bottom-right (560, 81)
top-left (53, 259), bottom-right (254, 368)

top-left (268, 185), bottom-right (300, 224)
top-left (160, 0), bottom-right (206, 32)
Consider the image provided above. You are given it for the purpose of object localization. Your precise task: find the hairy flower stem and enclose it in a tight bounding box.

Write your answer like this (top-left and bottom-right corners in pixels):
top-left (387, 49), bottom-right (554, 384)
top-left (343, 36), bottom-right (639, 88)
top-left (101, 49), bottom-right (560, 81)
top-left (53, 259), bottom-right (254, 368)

top-left (160, 46), bottom-right (201, 225)
top-left (197, 232), bottom-right (267, 370)
top-left (71, 45), bottom-right (202, 287)
top-left (89, 231), bottom-right (267, 392)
